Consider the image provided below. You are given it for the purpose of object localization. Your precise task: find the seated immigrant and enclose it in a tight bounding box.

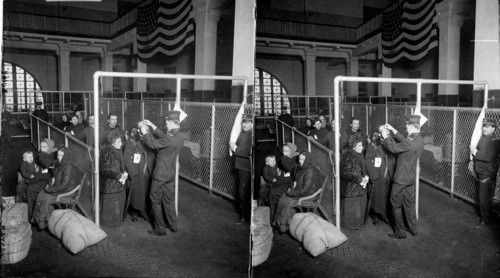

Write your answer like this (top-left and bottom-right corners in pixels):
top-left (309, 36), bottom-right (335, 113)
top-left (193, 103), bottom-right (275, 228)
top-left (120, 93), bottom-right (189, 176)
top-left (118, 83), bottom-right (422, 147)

top-left (38, 138), bottom-right (58, 170)
top-left (32, 147), bottom-right (79, 230)
top-left (298, 118), bottom-right (314, 135)
top-left (99, 130), bottom-right (128, 226)
top-left (262, 153), bottom-right (293, 223)
top-left (65, 113), bottom-right (85, 136)
top-left (19, 150), bottom-right (51, 219)
top-left (273, 150), bottom-right (322, 233)
top-left (340, 134), bottom-right (369, 230)
top-left (309, 119), bottom-right (328, 142)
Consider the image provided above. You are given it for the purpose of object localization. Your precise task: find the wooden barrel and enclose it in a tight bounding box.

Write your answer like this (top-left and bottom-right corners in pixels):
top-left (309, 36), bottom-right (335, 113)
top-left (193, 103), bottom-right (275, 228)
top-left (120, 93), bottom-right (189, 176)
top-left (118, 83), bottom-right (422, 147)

top-left (2, 222), bottom-right (32, 264)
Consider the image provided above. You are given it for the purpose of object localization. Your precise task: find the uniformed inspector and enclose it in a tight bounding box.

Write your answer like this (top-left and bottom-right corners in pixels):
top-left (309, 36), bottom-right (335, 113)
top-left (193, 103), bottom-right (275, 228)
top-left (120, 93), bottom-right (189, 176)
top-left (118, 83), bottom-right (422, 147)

top-left (140, 111), bottom-right (185, 236)
top-left (470, 118), bottom-right (500, 228)
top-left (229, 113), bottom-right (253, 223)
top-left (381, 115), bottom-right (424, 239)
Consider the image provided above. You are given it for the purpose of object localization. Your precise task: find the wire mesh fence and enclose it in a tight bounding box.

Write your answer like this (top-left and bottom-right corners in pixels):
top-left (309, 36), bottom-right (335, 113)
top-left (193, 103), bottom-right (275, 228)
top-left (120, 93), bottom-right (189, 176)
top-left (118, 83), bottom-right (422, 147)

top-left (30, 116), bottom-right (95, 221)
top-left (276, 119), bottom-right (337, 225)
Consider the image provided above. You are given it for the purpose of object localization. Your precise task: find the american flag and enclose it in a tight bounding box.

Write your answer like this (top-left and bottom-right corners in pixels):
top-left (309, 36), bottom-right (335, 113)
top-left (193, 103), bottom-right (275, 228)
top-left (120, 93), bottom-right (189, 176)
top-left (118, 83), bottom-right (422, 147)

top-left (381, 0), bottom-right (438, 67)
top-left (136, 0), bottom-right (195, 62)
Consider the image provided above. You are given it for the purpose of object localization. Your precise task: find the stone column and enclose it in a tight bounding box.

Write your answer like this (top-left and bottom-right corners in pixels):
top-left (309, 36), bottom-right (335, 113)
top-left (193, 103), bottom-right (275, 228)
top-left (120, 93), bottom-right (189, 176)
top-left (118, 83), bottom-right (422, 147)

top-left (303, 49), bottom-right (317, 96)
top-left (378, 62), bottom-right (392, 97)
top-left (437, 1), bottom-right (465, 106)
top-left (194, 6), bottom-right (220, 92)
top-left (473, 0), bottom-right (500, 107)
top-left (57, 44), bottom-right (70, 110)
top-left (346, 57), bottom-right (359, 96)
top-left (231, 0), bottom-right (256, 103)
top-left (100, 51), bottom-right (114, 93)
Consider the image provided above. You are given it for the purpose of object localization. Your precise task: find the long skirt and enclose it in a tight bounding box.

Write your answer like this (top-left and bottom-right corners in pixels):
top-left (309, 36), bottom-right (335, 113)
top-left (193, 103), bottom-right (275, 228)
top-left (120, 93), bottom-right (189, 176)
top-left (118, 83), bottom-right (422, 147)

top-left (101, 191), bottom-right (126, 226)
top-left (32, 191), bottom-right (57, 230)
top-left (269, 184), bottom-right (290, 223)
top-left (341, 193), bottom-right (368, 230)
top-left (371, 177), bottom-right (391, 219)
top-left (273, 195), bottom-right (298, 233)
top-left (129, 174), bottom-right (150, 213)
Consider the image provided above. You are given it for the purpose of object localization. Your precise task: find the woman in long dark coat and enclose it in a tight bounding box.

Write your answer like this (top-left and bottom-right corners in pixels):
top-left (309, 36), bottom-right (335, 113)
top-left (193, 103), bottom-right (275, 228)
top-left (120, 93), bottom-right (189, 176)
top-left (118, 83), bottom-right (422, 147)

top-left (340, 134), bottom-right (369, 230)
top-left (32, 147), bottom-right (79, 230)
top-left (273, 151), bottom-right (322, 233)
top-left (124, 127), bottom-right (155, 222)
top-left (100, 130), bottom-right (128, 226)
top-left (365, 129), bottom-right (395, 225)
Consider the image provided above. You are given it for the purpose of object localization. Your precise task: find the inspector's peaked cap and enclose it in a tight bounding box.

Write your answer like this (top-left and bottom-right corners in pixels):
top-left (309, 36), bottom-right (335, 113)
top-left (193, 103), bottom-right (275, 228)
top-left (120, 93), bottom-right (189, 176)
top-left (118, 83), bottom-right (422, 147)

top-left (165, 110), bottom-right (181, 121)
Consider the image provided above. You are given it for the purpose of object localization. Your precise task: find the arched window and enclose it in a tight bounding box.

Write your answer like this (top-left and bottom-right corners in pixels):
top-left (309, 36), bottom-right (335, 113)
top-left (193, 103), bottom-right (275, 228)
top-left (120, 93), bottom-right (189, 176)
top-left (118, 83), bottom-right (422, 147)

top-left (2, 62), bottom-right (43, 112)
top-left (254, 68), bottom-right (290, 116)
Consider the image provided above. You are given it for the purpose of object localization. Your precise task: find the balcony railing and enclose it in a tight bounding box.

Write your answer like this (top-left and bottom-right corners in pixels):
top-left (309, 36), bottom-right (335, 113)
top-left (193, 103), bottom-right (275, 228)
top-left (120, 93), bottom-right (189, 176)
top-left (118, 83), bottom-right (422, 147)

top-left (4, 12), bottom-right (112, 38)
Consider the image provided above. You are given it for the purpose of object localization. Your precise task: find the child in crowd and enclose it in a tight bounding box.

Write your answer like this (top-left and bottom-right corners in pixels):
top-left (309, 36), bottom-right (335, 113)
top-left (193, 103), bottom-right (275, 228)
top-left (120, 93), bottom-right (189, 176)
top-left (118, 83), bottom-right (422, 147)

top-left (20, 151), bottom-right (39, 180)
top-left (18, 151), bottom-right (50, 218)
top-left (261, 154), bottom-right (293, 222)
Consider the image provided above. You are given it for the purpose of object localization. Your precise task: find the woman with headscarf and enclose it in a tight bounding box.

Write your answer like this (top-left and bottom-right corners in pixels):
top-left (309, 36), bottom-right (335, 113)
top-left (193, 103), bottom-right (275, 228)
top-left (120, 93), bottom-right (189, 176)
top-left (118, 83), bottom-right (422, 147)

top-left (299, 118), bottom-right (314, 135)
top-left (100, 129), bottom-right (128, 226)
top-left (273, 150), bottom-right (322, 233)
top-left (38, 138), bottom-right (58, 170)
top-left (124, 126), bottom-right (154, 222)
top-left (55, 113), bottom-right (71, 131)
top-left (32, 147), bottom-right (79, 230)
top-left (340, 134), bottom-right (369, 229)
top-left (365, 128), bottom-right (395, 226)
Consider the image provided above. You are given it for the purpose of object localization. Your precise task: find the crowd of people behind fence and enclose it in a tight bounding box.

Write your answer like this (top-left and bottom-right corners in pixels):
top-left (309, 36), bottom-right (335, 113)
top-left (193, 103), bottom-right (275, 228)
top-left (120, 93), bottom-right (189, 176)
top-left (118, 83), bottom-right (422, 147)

top-left (13, 103), bottom-right (197, 237)
top-left (263, 107), bottom-right (431, 239)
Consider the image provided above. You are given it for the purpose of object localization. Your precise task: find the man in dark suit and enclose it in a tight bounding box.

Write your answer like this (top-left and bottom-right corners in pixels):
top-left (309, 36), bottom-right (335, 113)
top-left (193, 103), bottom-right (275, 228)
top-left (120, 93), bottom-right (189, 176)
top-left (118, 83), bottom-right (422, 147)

top-left (278, 107), bottom-right (294, 127)
top-left (381, 115), bottom-right (424, 239)
top-left (340, 117), bottom-right (364, 150)
top-left (99, 113), bottom-right (125, 146)
top-left (32, 102), bottom-right (49, 122)
top-left (230, 114), bottom-right (253, 223)
top-left (471, 118), bottom-right (500, 228)
top-left (140, 111), bottom-right (185, 236)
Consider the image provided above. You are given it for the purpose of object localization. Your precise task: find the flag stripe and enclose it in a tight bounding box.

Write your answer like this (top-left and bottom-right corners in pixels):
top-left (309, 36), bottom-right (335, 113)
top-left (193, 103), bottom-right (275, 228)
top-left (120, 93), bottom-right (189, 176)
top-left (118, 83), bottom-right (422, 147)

top-left (137, 10), bottom-right (194, 45)
top-left (381, 0), bottom-right (438, 67)
top-left (137, 0), bottom-right (195, 62)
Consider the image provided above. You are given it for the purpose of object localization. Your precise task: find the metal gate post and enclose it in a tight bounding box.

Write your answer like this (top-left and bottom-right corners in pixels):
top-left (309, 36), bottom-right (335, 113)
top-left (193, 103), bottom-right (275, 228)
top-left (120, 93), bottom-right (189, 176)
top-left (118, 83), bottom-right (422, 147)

top-left (451, 109), bottom-right (457, 197)
top-left (209, 105), bottom-right (215, 193)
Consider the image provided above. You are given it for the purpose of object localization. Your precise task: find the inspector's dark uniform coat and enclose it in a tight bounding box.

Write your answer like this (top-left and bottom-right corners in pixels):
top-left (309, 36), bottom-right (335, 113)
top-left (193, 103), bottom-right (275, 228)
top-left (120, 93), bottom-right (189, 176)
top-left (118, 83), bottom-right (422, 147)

top-left (474, 133), bottom-right (500, 223)
top-left (142, 127), bottom-right (185, 233)
top-left (234, 129), bottom-right (252, 221)
top-left (384, 131), bottom-right (424, 236)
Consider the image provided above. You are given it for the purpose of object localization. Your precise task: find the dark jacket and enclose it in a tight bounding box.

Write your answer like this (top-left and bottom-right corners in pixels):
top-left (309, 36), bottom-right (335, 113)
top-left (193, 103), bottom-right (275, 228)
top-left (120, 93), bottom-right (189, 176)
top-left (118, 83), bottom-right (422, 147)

top-left (76, 126), bottom-right (95, 147)
top-left (309, 127), bottom-right (328, 142)
top-left (20, 161), bottom-right (38, 180)
top-left (234, 129), bottom-right (252, 171)
top-left (287, 152), bottom-right (321, 198)
top-left (317, 130), bottom-right (337, 151)
top-left (340, 149), bottom-right (367, 197)
top-left (33, 108), bottom-right (49, 122)
top-left (124, 137), bottom-right (155, 179)
top-left (66, 123), bottom-right (85, 136)
top-left (100, 145), bottom-right (127, 193)
top-left (340, 128), bottom-right (365, 150)
top-left (99, 124), bottom-right (126, 146)
top-left (45, 152), bottom-right (78, 195)
top-left (263, 164), bottom-right (292, 187)
top-left (474, 134), bottom-right (500, 177)
top-left (278, 113), bottom-right (294, 127)
top-left (142, 128), bottom-right (185, 182)
top-left (38, 151), bottom-right (57, 169)
top-left (365, 142), bottom-right (395, 182)
top-left (384, 132), bottom-right (424, 185)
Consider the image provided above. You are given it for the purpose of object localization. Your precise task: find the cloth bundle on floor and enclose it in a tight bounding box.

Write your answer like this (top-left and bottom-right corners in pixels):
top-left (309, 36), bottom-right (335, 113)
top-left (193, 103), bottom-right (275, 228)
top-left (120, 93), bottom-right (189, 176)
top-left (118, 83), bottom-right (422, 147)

top-left (289, 212), bottom-right (347, 257)
top-left (2, 215), bottom-right (32, 264)
top-left (48, 209), bottom-right (107, 254)
top-left (252, 206), bottom-right (273, 266)
top-left (2, 203), bottom-right (28, 228)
